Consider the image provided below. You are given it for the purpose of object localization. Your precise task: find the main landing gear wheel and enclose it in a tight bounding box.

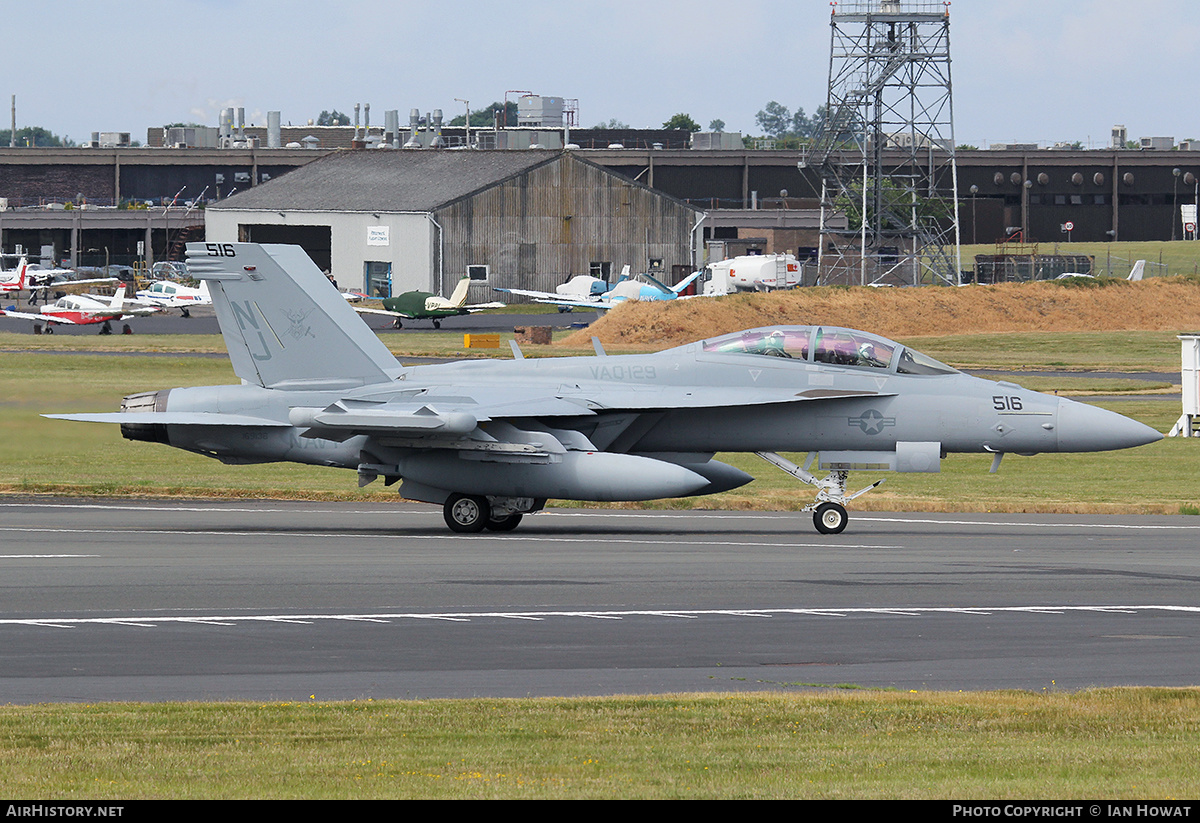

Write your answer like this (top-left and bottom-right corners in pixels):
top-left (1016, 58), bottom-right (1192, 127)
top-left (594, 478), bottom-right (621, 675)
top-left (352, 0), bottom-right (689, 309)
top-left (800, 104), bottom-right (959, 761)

top-left (485, 512), bottom-right (523, 532)
top-left (814, 502), bottom-right (848, 535)
top-left (443, 493), bottom-right (489, 533)
top-left (432, 319), bottom-right (441, 329)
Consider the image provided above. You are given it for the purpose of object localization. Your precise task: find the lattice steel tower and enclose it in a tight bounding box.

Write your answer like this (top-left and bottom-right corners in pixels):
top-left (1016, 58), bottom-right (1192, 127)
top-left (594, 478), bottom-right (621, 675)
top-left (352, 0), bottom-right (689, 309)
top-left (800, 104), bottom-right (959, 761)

top-left (808, 1), bottom-right (960, 285)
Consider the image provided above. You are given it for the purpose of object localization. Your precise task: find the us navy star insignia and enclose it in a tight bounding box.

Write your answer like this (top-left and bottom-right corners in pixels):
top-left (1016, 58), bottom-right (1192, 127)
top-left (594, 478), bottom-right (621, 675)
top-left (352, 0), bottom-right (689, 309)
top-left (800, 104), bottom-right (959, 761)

top-left (848, 408), bottom-right (896, 435)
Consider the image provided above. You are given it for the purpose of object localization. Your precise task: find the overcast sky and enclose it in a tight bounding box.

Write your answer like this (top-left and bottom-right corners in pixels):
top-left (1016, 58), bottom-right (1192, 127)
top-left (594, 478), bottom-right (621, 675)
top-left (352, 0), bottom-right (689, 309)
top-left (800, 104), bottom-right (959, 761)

top-left (6, 0), bottom-right (1196, 149)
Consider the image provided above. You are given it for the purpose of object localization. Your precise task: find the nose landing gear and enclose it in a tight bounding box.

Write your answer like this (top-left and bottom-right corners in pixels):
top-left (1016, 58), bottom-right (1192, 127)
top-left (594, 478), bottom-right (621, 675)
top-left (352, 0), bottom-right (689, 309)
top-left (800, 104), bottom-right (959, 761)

top-left (756, 452), bottom-right (884, 535)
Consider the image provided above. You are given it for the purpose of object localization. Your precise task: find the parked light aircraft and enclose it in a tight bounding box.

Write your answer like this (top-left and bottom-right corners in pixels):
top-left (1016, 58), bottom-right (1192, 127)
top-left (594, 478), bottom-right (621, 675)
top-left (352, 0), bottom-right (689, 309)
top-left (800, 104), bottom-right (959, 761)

top-left (48, 243), bottom-right (1162, 534)
top-left (353, 275), bottom-right (505, 328)
top-left (1, 257), bottom-right (113, 295)
top-left (497, 265), bottom-right (703, 311)
top-left (0, 259), bottom-right (29, 294)
top-left (2, 287), bottom-right (162, 330)
top-left (134, 280), bottom-right (212, 317)
top-left (1054, 260), bottom-right (1146, 282)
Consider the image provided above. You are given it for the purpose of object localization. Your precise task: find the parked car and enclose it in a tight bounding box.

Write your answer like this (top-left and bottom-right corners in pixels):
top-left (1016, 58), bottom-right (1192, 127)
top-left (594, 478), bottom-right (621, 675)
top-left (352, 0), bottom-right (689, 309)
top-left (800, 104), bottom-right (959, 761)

top-left (150, 261), bottom-right (189, 281)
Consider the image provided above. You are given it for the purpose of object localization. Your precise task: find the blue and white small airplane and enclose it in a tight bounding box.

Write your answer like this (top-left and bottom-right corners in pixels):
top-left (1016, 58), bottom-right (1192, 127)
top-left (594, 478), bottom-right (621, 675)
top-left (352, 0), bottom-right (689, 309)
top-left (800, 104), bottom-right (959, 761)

top-left (496, 265), bottom-right (703, 311)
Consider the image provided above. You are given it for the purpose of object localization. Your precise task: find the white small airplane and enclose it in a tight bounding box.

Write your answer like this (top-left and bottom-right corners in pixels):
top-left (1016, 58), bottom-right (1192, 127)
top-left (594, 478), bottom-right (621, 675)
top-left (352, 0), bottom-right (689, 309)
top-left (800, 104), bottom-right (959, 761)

top-left (1054, 260), bottom-right (1146, 282)
top-left (1, 287), bottom-right (162, 331)
top-left (134, 280), bottom-right (212, 317)
top-left (496, 265), bottom-right (703, 311)
top-left (0, 258), bottom-right (28, 294)
top-left (2, 257), bottom-right (118, 300)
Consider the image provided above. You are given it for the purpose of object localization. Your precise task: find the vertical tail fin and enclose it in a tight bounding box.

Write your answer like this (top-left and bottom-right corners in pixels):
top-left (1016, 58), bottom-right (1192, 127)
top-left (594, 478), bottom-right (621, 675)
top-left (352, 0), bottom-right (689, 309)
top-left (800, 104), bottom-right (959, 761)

top-left (447, 275), bottom-right (472, 308)
top-left (5, 257), bottom-right (29, 290)
top-left (671, 270), bottom-right (703, 294)
top-left (1127, 260), bottom-right (1145, 281)
top-left (185, 243), bottom-right (400, 389)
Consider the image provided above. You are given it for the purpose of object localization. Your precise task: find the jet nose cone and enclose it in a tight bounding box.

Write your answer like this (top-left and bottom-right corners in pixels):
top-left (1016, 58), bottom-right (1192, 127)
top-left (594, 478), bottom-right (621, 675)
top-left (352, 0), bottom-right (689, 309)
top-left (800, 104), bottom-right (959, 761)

top-left (1056, 398), bottom-right (1163, 452)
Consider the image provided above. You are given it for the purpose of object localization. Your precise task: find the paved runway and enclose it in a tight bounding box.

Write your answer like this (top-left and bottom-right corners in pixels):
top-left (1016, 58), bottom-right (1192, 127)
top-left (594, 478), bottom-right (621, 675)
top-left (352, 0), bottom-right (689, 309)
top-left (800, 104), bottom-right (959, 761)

top-left (2, 499), bottom-right (1199, 703)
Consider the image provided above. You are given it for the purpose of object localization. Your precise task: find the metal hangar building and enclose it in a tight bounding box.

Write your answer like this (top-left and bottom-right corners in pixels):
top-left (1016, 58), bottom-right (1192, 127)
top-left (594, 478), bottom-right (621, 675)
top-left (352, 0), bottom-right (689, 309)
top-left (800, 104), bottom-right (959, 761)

top-left (202, 149), bottom-right (703, 298)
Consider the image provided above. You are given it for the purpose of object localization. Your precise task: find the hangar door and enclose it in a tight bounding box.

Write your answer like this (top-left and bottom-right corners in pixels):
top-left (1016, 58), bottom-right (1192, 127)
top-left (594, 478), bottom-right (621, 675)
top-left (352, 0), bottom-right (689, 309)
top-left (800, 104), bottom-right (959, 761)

top-left (237, 224), bottom-right (332, 272)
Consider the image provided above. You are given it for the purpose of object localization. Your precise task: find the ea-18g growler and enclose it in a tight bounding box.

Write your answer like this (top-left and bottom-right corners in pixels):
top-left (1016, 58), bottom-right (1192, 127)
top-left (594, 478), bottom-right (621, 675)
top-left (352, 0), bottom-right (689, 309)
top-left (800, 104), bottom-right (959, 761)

top-left (49, 243), bottom-right (1162, 535)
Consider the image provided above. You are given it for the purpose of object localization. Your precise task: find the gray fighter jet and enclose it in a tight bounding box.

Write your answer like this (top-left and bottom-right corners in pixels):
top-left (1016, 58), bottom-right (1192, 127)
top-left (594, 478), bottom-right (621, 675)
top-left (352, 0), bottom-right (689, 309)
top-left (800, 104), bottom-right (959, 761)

top-left (48, 243), bottom-right (1162, 535)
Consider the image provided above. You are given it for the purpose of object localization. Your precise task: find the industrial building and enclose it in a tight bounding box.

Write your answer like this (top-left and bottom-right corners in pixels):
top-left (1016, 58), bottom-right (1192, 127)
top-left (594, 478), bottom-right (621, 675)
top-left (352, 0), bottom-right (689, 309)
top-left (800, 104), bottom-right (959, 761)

top-left (203, 149), bottom-right (703, 297)
top-left (3, 142), bottom-right (1199, 277)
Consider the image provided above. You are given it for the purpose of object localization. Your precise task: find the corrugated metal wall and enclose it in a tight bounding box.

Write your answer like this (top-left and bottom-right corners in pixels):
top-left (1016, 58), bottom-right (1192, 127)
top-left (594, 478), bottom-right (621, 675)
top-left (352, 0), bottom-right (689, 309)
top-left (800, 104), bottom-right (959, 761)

top-left (435, 154), bottom-right (700, 297)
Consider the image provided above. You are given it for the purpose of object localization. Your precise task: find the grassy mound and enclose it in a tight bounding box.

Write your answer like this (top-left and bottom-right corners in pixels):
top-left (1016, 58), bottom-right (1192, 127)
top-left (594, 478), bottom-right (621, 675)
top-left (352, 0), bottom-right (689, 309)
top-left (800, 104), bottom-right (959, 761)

top-left (563, 277), bottom-right (1200, 348)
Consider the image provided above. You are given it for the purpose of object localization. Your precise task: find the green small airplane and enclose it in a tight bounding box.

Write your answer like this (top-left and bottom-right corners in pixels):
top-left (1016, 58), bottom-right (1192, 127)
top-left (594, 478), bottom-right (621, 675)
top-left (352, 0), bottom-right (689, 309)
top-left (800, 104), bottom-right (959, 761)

top-left (353, 276), bottom-right (505, 328)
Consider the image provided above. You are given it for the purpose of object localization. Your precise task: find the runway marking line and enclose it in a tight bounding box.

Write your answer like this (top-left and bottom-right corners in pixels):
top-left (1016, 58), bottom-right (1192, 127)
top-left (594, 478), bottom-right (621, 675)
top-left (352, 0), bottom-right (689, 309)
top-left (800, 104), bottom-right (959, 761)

top-left (0, 554), bottom-right (100, 559)
top-left (0, 525), bottom-right (895, 551)
top-left (3, 501), bottom-right (1199, 533)
top-left (3, 605), bottom-right (1199, 631)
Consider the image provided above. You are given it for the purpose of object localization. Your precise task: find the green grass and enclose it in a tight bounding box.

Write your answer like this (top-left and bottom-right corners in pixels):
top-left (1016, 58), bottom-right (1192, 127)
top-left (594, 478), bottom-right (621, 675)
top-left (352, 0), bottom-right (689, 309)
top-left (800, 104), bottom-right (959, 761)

top-left (2, 689), bottom-right (1200, 799)
top-left (898, 330), bottom-right (1186, 372)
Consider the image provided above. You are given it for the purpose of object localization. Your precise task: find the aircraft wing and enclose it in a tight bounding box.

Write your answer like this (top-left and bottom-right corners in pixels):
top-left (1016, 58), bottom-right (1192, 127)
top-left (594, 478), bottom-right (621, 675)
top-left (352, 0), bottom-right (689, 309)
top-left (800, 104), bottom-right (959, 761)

top-left (464, 302), bottom-right (506, 311)
top-left (495, 287), bottom-right (604, 304)
top-left (0, 309), bottom-right (78, 324)
top-left (493, 288), bottom-right (615, 310)
top-left (47, 386), bottom-right (895, 443)
top-left (125, 295), bottom-right (163, 307)
top-left (35, 276), bottom-right (119, 288)
top-left (44, 412), bottom-right (292, 426)
top-left (568, 385), bottom-right (894, 412)
top-left (352, 306), bottom-right (410, 319)
top-left (276, 385), bottom-right (897, 439)
top-left (538, 297), bottom-right (618, 310)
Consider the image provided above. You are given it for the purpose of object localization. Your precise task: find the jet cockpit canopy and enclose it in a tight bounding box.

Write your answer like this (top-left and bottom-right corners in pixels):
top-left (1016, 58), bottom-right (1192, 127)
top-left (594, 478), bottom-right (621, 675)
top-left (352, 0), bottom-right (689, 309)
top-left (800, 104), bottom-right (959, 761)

top-left (699, 326), bottom-right (958, 375)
